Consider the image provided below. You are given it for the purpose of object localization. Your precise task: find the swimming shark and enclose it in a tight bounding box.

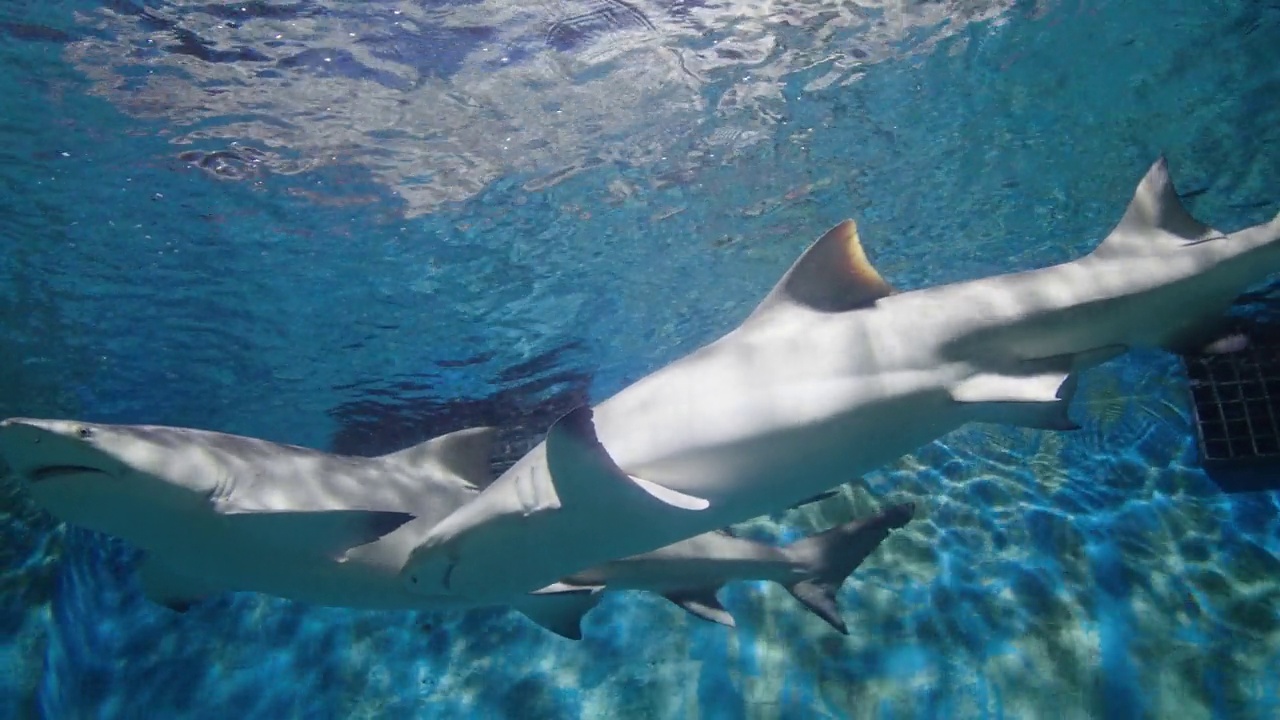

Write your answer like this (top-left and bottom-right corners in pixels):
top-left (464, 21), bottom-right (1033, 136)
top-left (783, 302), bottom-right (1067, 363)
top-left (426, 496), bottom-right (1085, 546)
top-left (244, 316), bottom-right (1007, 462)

top-left (0, 417), bottom-right (911, 638)
top-left (399, 155), bottom-right (1280, 603)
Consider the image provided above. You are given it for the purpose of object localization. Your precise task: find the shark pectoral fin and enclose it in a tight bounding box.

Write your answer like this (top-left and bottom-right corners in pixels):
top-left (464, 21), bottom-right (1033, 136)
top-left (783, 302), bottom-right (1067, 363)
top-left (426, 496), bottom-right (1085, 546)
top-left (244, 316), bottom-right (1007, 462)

top-left (546, 407), bottom-right (711, 512)
top-left (215, 508), bottom-right (415, 560)
top-left (953, 345), bottom-right (1125, 430)
top-left (664, 590), bottom-right (735, 628)
top-left (787, 489), bottom-right (841, 510)
top-left (628, 475), bottom-right (711, 510)
top-left (748, 219), bottom-right (895, 320)
top-left (783, 502), bottom-right (916, 635)
top-left (138, 556), bottom-right (217, 613)
top-left (951, 368), bottom-right (1073, 404)
top-left (379, 426), bottom-right (498, 491)
top-left (1165, 314), bottom-right (1249, 356)
top-left (510, 592), bottom-right (602, 640)
top-left (529, 581), bottom-right (606, 595)
top-left (950, 370), bottom-right (1078, 430)
top-left (1197, 333), bottom-right (1250, 355)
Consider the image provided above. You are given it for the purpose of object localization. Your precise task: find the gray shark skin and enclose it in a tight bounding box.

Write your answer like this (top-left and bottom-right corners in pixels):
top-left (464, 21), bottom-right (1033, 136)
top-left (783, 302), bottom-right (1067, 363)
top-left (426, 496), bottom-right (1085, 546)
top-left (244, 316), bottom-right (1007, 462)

top-left (0, 418), bottom-right (909, 639)
top-left (399, 156), bottom-right (1280, 603)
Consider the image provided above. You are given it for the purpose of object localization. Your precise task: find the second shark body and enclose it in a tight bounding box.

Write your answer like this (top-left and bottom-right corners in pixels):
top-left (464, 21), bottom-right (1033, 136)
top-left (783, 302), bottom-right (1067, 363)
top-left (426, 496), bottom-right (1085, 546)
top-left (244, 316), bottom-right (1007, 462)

top-left (0, 418), bottom-right (910, 638)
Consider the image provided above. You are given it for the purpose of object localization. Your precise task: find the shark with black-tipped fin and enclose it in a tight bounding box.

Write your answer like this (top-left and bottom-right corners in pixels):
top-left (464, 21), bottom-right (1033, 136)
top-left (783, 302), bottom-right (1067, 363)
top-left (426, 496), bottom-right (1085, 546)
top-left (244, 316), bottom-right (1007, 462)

top-left (399, 156), bottom-right (1280, 603)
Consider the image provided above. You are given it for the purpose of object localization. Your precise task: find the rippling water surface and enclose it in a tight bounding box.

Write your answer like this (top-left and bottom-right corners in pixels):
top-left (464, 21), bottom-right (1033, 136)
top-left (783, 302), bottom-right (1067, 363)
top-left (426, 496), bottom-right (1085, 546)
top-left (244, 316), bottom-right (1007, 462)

top-left (2, 0), bottom-right (1279, 718)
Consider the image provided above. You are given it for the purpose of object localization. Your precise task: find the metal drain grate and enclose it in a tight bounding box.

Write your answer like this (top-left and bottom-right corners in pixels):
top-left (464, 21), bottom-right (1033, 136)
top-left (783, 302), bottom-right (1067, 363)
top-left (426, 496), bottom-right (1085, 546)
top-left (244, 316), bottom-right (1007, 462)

top-left (1184, 317), bottom-right (1280, 493)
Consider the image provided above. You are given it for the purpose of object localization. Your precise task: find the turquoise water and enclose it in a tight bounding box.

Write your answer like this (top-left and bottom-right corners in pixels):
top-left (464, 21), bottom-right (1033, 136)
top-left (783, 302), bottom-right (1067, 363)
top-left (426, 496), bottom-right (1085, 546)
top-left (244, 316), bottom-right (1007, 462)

top-left (2, 0), bottom-right (1279, 717)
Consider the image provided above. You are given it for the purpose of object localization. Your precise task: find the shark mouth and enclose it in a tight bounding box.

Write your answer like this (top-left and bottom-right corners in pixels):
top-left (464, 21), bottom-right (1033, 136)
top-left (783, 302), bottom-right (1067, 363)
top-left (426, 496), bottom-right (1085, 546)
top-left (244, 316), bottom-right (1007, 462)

top-left (29, 465), bottom-right (109, 482)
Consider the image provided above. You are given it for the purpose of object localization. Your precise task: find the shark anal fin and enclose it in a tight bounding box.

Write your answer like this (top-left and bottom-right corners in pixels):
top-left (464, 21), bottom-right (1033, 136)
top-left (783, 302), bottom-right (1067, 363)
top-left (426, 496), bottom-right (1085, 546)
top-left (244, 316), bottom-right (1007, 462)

top-left (749, 219), bottom-right (894, 319)
top-left (510, 592), bottom-right (602, 640)
top-left (664, 590), bottom-right (735, 628)
top-left (138, 556), bottom-right (217, 613)
top-left (379, 426), bottom-right (498, 491)
top-left (546, 407), bottom-right (711, 512)
top-left (213, 508), bottom-right (415, 560)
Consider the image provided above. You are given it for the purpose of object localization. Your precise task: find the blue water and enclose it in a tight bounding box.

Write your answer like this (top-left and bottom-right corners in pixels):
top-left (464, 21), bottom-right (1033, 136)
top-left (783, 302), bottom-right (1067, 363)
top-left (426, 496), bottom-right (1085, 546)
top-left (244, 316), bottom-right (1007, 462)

top-left (2, 0), bottom-right (1279, 717)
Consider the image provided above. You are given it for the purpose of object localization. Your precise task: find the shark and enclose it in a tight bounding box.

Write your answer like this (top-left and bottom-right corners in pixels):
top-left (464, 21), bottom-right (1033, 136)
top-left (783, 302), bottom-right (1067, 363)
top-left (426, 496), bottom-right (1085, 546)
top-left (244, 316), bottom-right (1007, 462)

top-left (0, 417), bottom-right (912, 639)
top-left (398, 155), bottom-right (1280, 603)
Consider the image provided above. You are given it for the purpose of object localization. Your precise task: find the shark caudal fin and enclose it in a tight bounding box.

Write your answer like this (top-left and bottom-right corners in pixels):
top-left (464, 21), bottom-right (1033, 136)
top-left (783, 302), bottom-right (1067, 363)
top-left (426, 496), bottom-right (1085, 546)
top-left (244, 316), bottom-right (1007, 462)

top-left (378, 426), bottom-right (498, 491)
top-left (782, 503), bottom-right (915, 634)
top-left (1090, 156), bottom-right (1217, 259)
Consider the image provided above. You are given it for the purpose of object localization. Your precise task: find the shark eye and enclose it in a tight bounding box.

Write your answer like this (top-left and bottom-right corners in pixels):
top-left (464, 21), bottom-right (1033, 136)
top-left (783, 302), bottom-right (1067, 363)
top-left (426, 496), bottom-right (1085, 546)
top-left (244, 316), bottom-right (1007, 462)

top-left (76, 427), bottom-right (93, 439)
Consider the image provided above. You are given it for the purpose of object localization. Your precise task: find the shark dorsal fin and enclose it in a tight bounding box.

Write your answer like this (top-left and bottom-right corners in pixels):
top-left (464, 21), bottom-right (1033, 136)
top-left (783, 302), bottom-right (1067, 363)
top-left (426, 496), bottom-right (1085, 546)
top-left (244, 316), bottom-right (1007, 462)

top-left (379, 426), bottom-right (497, 490)
top-left (1092, 156), bottom-right (1216, 258)
top-left (750, 219), bottom-right (894, 320)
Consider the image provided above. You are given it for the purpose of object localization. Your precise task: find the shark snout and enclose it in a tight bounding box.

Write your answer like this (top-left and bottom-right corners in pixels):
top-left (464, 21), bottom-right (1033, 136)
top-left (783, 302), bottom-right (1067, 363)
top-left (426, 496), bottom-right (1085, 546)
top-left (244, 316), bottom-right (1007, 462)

top-left (0, 417), bottom-right (95, 437)
top-left (0, 417), bottom-right (115, 481)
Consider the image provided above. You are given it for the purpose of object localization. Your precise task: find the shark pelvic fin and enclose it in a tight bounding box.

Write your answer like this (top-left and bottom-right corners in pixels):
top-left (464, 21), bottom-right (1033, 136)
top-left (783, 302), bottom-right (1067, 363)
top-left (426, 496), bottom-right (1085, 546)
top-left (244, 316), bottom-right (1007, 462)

top-left (213, 507), bottom-right (415, 561)
top-left (510, 591), bottom-right (602, 640)
top-left (749, 219), bottom-right (895, 320)
top-left (138, 555), bottom-right (218, 613)
top-left (663, 590), bottom-right (735, 627)
top-left (546, 406), bottom-right (711, 512)
top-left (1092, 156), bottom-right (1216, 258)
top-left (379, 426), bottom-right (498, 491)
top-left (787, 489), bottom-right (841, 510)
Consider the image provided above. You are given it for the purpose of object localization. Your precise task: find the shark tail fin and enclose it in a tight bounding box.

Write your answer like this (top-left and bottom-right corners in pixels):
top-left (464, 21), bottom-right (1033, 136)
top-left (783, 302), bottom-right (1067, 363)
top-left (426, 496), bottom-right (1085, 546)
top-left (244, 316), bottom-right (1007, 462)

top-left (782, 502), bottom-right (915, 634)
top-left (378, 426), bottom-right (498, 490)
top-left (1092, 156), bottom-right (1215, 258)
